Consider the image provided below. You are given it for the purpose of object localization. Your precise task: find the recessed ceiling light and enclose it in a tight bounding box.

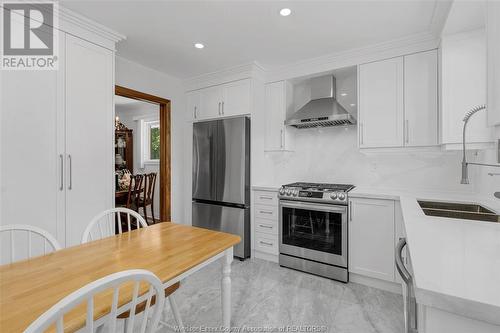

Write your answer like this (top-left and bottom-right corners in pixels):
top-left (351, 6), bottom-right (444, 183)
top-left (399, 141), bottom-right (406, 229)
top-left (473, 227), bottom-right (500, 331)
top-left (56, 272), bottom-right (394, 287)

top-left (340, 93), bottom-right (348, 97)
top-left (350, 103), bottom-right (356, 107)
top-left (280, 8), bottom-right (292, 16)
top-left (194, 43), bottom-right (204, 49)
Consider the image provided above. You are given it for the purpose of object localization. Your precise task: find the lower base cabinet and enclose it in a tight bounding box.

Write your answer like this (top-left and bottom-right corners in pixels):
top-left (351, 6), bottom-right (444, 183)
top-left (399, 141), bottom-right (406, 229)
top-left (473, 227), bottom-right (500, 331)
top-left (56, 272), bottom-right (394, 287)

top-left (348, 197), bottom-right (396, 282)
top-left (252, 189), bottom-right (279, 262)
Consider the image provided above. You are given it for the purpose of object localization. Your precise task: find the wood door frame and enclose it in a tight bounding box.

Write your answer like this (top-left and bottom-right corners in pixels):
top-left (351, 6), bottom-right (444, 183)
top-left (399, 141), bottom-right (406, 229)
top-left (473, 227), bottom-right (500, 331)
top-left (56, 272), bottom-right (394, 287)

top-left (115, 85), bottom-right (171, 222)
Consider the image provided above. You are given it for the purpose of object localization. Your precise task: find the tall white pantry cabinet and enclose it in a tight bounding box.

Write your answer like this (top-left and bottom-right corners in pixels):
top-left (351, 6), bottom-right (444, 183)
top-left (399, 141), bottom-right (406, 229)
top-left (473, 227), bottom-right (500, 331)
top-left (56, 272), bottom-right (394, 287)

top-left (0, 9), bottom-right (124, 248)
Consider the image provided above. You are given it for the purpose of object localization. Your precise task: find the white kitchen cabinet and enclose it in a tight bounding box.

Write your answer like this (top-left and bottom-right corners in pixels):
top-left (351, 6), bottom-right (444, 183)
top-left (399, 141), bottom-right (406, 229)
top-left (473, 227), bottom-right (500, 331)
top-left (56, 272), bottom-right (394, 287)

top-left (64, 35), bottom-right (114, 246)
top-left (188, 79), bottom-right (251, 121)
top-left (1, 28), bottom-right (117, 248)
top-left (252, 189), bottom-right (279, 262)
top-left (486, 2), bottom-right (500, 127)
top-left (440, 29), bottom-right (494, 148)
top-left (404, 50), bottom-right (439, 147)
top-left (359, 52), bottom-right (439, 149)
top-left (264, 81), bottom-right (294, 151)
top-left (358, 57), bottom-right (404, 148)
top-left (199, 85), bottom-right (223, 120)
top-left (222, 79), bottom-right (251, 117)
top-left (186, 91), bottom-right (201, 121)
top-left (349, 198), bottom-right (395, 282)
top-left (0, 31), bottom-right (66, 248)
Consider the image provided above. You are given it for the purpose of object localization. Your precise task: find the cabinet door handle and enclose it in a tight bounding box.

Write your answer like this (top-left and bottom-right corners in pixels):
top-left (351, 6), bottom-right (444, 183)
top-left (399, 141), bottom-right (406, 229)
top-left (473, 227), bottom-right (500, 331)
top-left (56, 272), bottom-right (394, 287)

top-left (194, 106), bottom-right (197, 119)
top-left (259, 224), bottom-right (273, 229)
top-left (280, 129), bottom-right (284, 148)
top-left (259, 210), bottom-right (273, 215)
top-left (59, 154), bottom-right (64, 191)
top-left (259, 241), bottom-right (273, 246)
top-left (259, 196), bottom-right (273, 200)
top-left (349, 201), bottom-right (352, 221)
top-left (218, 102), bottom-right (221, 115)
top-left (405, 120), bottom-right (409, 144)
top-left (222, 101), bottom-right (224, 115)
top-left (67, 154), bottom-right (72, 190)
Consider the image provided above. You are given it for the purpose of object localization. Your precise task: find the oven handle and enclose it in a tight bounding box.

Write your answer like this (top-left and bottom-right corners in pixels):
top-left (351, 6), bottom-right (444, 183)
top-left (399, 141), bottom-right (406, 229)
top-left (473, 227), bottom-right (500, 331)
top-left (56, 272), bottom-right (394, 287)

top-left (279, 200), bottom-right (347, 213)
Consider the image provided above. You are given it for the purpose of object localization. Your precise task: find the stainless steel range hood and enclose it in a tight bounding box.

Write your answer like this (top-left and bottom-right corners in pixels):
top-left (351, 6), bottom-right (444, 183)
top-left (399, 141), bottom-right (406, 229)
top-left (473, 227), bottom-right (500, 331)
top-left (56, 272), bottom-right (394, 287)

top-left (285, 75), bottom-right (356, 128)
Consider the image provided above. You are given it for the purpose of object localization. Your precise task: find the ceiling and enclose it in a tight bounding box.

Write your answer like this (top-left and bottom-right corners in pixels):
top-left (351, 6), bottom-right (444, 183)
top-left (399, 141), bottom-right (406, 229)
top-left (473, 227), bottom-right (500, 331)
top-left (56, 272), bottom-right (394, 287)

top-left (62, 1), bottom-right (442, 79)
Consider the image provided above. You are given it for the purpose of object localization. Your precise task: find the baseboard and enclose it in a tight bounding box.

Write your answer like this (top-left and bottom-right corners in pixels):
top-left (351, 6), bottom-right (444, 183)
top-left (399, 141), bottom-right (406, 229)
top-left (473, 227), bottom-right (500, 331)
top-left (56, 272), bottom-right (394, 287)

top-left (349, 272), bottom-right (402, 294)
top-left (253, 250), bottom-right (278, 263)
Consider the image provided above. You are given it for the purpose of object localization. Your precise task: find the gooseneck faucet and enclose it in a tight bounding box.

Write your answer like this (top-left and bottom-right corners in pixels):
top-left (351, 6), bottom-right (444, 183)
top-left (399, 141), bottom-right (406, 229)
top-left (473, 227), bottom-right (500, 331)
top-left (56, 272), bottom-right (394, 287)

top-left (461, 105), bottom-right (500, 184)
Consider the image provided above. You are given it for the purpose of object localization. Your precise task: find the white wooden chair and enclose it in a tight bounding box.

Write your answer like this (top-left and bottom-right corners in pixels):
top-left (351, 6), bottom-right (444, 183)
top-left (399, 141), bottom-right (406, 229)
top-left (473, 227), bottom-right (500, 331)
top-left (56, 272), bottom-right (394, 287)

top-left (82, 208), bottom-right (185, 332)
top-left (24, 269), bottom-right (165, 333)
top-left (81, 207), bottom-right (148, 244)
top-left (0, 224), bottom-right (61, 264)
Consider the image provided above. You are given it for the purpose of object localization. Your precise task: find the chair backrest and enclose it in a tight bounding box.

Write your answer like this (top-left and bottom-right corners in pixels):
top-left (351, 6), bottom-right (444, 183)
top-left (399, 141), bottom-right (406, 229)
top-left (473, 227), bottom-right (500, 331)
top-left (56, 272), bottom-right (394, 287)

top-left (126, 174), bottom-right (144, 209)
top-left (0, 225), bottom-right (61, 264)
top-left (81, 208), bottom-right (148, 244)
top-left (25, 269), bottom-right (165, 333)
top-left (143, 172), bottom-right (157, 202)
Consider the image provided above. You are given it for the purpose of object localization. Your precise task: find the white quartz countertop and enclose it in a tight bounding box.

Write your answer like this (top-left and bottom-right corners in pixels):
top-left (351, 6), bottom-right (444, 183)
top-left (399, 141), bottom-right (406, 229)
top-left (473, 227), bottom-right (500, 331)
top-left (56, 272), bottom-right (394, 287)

top-left (251, 185), bottom-right (280, 191)
top-left (351, 187), bottom-right (500, 325)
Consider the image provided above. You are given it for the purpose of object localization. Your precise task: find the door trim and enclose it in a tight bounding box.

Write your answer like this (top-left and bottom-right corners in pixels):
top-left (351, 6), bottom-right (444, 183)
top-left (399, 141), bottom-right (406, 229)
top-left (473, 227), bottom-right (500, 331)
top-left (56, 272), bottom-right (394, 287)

top-left (115, 85), bottom-right (171, 222)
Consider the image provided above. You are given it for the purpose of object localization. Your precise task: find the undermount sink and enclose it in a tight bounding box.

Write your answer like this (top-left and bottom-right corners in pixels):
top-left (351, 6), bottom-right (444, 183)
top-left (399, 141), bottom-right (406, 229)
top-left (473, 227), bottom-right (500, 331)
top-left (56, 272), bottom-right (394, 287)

top-left (418, 200), bottom-right (499, 223)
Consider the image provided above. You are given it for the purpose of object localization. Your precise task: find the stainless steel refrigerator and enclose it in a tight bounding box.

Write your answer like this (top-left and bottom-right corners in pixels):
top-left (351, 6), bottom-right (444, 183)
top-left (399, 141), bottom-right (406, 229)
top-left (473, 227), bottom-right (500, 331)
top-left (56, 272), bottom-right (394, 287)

top-left (192, 117), bottom-right (250, 259)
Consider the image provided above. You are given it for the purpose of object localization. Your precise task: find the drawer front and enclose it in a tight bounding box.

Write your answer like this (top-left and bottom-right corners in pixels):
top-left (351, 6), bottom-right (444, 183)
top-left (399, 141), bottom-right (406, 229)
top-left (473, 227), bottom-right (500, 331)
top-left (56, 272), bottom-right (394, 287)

top-left (255, 205), bottom-right (277, 220)
top-left (255, 232), bottom-right (278, 255)
top-left (255, 218), bottom-right (278, 235)
top-left (254, 191), bottom-right (278, 206)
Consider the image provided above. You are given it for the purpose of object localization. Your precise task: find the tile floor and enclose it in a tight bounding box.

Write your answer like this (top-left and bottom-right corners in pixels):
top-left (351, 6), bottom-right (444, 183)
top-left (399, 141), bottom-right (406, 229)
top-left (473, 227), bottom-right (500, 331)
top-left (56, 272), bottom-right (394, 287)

top-left (163, 258), bottom-right (404, 333)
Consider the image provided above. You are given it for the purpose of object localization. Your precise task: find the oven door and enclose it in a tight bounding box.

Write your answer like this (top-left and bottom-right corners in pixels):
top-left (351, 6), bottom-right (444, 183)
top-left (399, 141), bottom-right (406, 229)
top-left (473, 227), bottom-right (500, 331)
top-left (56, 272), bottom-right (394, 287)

top-left (279, 200), bottom-right (347, 268)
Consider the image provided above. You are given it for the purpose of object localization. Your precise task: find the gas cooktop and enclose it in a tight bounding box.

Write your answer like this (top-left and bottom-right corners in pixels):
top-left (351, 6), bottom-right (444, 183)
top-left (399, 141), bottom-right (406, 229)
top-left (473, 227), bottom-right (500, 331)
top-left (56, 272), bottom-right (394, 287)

top-left (279, 182), bottom-right (355, 205)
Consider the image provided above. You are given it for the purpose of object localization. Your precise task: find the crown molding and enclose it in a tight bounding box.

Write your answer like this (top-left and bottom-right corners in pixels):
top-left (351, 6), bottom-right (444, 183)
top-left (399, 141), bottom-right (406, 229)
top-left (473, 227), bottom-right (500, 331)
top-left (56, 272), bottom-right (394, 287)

top-left (428, 0), bottom-right (453, 37)
top-left (2, 1), bottom-right (126, 49)
top-left (266, 31), bottom-right (439, 82)
top-left (183, 61), bottom-right (266, 91)
top-left (57, 6), bottom-right (126, 44)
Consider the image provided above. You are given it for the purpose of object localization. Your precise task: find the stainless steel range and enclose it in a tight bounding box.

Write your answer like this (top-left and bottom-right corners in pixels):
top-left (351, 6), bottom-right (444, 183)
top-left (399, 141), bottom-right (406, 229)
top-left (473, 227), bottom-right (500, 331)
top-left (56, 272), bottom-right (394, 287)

top-left (278, 182), bottom-right (355, 282)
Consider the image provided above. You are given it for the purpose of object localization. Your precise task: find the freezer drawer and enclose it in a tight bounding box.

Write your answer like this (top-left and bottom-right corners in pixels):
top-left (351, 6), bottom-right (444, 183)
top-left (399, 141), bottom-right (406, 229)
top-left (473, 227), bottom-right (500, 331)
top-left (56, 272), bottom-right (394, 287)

top-left (192, 201), bottom-right (250, 259)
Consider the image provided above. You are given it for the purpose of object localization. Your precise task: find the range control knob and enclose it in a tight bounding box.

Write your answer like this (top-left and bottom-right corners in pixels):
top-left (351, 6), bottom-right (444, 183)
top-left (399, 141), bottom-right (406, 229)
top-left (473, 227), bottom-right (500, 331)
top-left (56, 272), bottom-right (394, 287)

top-left (285, 188), bottom-right (292, 196)
top-left (292, 190), bottom-right (298, 197)
top-left (338, 193), bottom-right (346, 200)
top-left (279, 187), bottom-right (285, 195)
top-left (330, 192), bottom-right (338, 200)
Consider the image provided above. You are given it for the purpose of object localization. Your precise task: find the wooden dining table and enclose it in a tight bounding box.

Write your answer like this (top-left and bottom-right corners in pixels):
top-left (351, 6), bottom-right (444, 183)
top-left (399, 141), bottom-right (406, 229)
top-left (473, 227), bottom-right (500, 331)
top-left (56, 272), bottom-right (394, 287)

top-left (0, 223), bottom-right (240, 332)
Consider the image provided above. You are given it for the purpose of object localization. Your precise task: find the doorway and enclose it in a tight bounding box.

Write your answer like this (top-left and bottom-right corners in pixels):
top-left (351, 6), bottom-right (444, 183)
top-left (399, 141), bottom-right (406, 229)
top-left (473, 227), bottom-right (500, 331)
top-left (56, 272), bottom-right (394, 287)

top-left (114, 85), bottom-right (171, 222)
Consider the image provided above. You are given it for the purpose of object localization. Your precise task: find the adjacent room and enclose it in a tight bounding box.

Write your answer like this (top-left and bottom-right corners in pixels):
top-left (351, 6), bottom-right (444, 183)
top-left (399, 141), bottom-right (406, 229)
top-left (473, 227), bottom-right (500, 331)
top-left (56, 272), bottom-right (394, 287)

top-left (1, 1), bottom-right (499, 333)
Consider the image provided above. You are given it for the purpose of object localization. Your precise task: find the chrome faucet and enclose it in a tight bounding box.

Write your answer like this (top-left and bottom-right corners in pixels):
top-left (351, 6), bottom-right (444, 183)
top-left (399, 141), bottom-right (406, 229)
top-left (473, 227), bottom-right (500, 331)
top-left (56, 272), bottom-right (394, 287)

top-left (461, 105), bottom-right (500, 184)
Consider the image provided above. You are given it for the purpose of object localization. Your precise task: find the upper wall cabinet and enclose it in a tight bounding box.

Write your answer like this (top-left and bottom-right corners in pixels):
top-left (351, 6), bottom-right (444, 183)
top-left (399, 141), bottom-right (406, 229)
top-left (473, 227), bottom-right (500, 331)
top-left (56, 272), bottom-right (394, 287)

top-left (440, 29), bottom-right (494, 149)
top-left (264, 81), bottom-right (294, 151)
top-left (404, 50), bottom-right (439, 147)
top-left (358, 57), bottom-right (404, 148)
top-left (486, 2), bottom-right (500, 127)
top-left (358, 51), bottom-right (439, 149)
top-left (187, 79), bottom-right (251, 121)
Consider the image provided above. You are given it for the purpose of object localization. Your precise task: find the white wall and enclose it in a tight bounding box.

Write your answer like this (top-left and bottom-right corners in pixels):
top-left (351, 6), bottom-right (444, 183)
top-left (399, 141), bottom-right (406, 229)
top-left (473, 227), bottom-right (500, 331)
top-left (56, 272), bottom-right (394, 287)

top-left (256, 126), bottom-right (476, 194)
top-left (115, 56), bottom-right (186, 223)
top-left (474, 127), bottom-right (500, 201)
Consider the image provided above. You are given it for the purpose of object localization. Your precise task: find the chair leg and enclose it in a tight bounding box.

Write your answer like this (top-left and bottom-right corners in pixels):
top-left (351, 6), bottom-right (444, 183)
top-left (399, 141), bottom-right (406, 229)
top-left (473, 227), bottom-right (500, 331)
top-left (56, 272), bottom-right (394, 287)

top-left (167, 294), bottom-right (184, 333)
top-left (151, 203), bottom-right (156, 224)
top-left (142, 203), bottom-right (149, 225)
